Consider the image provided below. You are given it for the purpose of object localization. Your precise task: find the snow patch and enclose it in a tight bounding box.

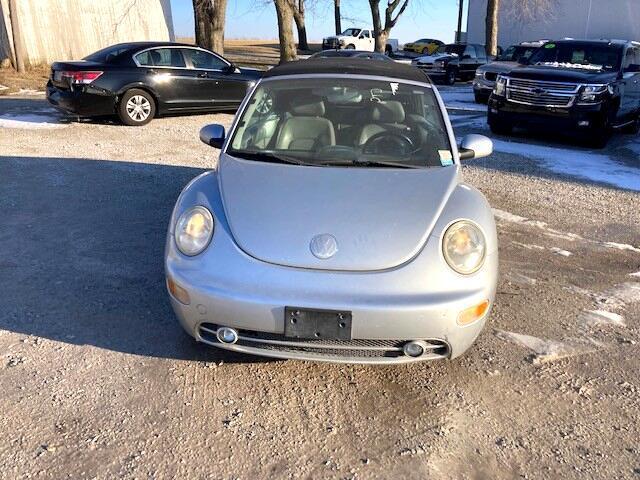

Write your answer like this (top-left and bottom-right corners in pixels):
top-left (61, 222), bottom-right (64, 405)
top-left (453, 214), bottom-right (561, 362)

top-left (551, 247), bottom-right (572, 257)
top-left (495, 329), bottom-right (593, 364)
top-left (512, 241), bottom-right (545, 251)
top-left (0, 84), bottom-right (8, 91)
top-left (630, 271), bottom-right (640, 278)
top-left (9, 88), bottom-right (45, 96)
top-left (601, 242), bottom-right (640, 254)
top-left (491, 139), bottom-right (640, 192)
top-left (0, 114), bottom-right (66, 130)
top-left (505, 271), bottom-right (537, 286)
top-left (580, 310), bottom-right (626, 327)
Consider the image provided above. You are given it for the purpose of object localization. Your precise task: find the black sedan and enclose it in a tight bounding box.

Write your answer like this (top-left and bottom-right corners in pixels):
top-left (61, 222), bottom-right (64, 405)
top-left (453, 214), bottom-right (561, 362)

top-left (47, 42), bottom-right (262, 126)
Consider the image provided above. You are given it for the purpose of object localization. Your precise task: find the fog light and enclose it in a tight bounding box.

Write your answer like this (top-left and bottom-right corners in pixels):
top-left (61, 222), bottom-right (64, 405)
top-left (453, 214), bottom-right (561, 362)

top-left (216, 327), bottom-right (238, 344)
top-left (457, 300), bottom-right (490, 326)
top-left (403, 341), bottom-right (427, 358)
top-left (166, 277), bottom-right (191, 305)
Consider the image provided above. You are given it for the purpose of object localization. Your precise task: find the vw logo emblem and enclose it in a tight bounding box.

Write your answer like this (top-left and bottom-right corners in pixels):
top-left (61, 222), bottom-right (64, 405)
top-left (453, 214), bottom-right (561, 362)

top-left (310, 234), bottom-right (338, 259)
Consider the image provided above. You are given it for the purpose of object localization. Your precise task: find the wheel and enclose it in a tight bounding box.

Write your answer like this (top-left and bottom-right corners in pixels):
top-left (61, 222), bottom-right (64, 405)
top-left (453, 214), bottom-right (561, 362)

top-left (444, 68), bottom-right (457, 86)
top-left (118, 89), bottom-right (156, 126)
top-left (585, 113), bottom-right (613, 148)
top-left (345, 44), bottom-right (356, 50)
top-left (474, 92), bottom-right (488, 104)
top-left (489, 117), bottom-right (513, 135)
top-left (385, 46), bottom-right (393, 56)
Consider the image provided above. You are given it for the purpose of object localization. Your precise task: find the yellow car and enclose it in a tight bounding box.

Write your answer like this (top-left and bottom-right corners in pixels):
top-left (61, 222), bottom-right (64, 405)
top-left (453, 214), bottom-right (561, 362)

top-left (403, 38), bottom-right (444, 55)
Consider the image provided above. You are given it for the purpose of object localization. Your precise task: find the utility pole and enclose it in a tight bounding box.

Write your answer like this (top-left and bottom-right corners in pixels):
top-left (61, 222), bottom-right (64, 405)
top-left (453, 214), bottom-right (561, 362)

top-left (334, 0), bottom-right (341, 35)
top-left (456, 0), bottom-right (464, 43)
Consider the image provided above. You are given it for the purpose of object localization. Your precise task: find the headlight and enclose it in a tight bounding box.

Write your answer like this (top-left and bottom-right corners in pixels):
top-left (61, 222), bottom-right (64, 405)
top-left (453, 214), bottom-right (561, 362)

top-left (442, 221), bottom-right (486, 275)
top-left (175, 206), bottom-right (214, 256)
top-left (494, 75), bottom-right (507, 96)
top-left (579, 84), bottom-right (608, 103)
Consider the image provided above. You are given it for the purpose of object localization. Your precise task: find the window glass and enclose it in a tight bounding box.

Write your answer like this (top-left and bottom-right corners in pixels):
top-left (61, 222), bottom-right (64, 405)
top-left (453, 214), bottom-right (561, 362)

top-left (229, 78), bottom-right (452, 168)
top-left (183, 49), bottom-right (228, 70)
top-left (135, 48), bottom-right (186, 68)
top-left (362, 30), bottom-right (371, 38)
top-left (464, 45), bottom-right (477, 59)
top-left (475, 45), bottom-right (487, 60)
top-left (84, 45), bottom-right (130, 63)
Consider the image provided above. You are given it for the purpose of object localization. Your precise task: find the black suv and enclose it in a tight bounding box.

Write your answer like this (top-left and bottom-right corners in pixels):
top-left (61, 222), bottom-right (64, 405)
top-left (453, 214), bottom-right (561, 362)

top-left (412, 43), bottom-right (488, 85)
top-left (488, 39), bottom-right (640, 147)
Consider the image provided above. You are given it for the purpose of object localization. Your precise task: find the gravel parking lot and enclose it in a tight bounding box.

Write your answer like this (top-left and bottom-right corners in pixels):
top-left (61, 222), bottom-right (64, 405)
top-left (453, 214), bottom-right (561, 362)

top-left (1, 85), bottom-right (639, 479)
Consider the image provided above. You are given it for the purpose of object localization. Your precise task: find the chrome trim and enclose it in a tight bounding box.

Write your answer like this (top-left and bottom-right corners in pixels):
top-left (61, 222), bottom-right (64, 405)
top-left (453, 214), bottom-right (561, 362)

top-left (131, 45), bottom-right (231, 72)
top-left (505, 77), bottom-right (584, 108)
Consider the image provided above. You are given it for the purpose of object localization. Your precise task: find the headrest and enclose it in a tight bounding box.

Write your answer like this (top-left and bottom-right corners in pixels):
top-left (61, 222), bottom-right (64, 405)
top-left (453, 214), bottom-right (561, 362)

top-left (290, 97), bottom-right (325, 116)
top-left (371, 101), bottom-right (405, 123)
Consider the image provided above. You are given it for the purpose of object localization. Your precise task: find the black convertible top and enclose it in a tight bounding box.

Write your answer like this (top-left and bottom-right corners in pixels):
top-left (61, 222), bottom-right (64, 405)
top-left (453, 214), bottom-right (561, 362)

top-left (263, 58), bottom-right (432, 84)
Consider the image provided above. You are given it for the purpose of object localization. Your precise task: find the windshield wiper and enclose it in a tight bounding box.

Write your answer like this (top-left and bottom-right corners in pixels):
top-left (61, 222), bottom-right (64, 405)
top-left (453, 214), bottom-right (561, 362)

top-left (318, 158), bottom-right (420, 169)
top-left (227, 150), bottom-right (316, 166)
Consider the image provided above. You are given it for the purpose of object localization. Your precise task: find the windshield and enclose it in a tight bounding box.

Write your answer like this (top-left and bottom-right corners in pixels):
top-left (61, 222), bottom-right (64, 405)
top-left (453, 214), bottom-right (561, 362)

top-left (228, 77), bottom-right (453, 169)
top-left (528, 42), bottom-right (622, 71)
top-left (499, 45), bottom-right (539, 62)
top-left (342, 28), bottom-right (361, 37)
top-left (436, 44), bottom-right (465, 56)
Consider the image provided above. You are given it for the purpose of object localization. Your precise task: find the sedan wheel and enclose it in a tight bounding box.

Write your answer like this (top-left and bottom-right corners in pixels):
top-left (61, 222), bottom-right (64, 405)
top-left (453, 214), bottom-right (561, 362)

top-left (118, 89), bottom-right (156, 126)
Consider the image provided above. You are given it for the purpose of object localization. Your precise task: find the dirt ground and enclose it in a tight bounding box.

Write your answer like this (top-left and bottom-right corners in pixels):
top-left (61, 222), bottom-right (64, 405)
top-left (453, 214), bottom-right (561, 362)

top-left (0, 83), bottom-right (639, 479)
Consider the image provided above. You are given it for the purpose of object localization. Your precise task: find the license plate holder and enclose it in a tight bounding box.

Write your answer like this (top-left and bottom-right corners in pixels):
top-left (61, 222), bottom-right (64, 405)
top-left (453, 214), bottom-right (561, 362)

top-left (284, 307), bottom-right (352, 341)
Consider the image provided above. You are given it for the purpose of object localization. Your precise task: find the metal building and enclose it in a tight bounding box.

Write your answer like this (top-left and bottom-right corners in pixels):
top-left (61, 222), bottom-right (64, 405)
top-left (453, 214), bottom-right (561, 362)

top-left (0, 0), bottom-right (174, 66)
top-left (466, 0), bottom-right (640, 47)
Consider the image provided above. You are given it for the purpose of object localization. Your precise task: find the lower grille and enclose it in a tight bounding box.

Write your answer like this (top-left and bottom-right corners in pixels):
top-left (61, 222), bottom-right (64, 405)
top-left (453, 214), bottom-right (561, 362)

top-left (198, 323), bottom-right (450, 361)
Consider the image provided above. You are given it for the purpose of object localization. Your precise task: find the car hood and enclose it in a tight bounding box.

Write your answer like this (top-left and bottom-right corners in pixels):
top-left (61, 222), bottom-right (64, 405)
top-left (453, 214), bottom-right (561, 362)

top-left (236, 67), bottom-right (263, 80)
top-left (478, 61), bottom-right (518, 74)
top-left (507, 65), bottom-right (617, 83)
top-left (218, 154), bottom-right (459, 271)
top-left (415, 53), bottom-right (456, 64)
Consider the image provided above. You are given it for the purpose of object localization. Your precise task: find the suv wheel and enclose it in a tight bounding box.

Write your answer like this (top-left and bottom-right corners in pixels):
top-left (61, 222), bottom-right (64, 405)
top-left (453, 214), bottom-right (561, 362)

top-left (118, 89), bottom-right (156, 126)
top-left (489, 117), bottom-right (513, 135)
top-left (345, 44), bottom-right (356, 50)
top-left (444, 68), bottom-right (456, 86)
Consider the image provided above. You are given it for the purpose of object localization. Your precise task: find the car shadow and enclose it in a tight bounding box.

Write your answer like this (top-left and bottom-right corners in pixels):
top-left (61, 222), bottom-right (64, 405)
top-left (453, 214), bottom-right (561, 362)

top-left (0, 155), bottom-right (272, 363)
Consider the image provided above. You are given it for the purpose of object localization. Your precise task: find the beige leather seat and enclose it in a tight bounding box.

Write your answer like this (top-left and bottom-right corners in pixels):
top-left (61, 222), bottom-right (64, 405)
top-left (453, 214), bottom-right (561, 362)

top-left (356, 101), bottom-right (407, 146)
top-left (276, 99), bottom-right (335, 151)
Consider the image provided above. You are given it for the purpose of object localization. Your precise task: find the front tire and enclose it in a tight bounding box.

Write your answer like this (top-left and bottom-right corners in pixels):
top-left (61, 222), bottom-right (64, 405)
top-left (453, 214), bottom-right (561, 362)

top-left (489, 116), bottom-right (513, 135)
top-left (444, 68), bottom-right (457, 86)
top-left (474, 92), bottom-right (488, 104)
top-left (118, 89), bottom-right (156, 126)
top-left (345, 44), bottom-right (356, 50)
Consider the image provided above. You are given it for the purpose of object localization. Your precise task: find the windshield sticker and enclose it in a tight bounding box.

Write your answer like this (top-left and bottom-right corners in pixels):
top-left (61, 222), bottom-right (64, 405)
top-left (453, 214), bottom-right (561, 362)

top-left (390, 83), bottom-right (399, 95)
top-left (439, 150), bottom-right (453, 166)
top-left (544, 43), bottom-right (556, 49)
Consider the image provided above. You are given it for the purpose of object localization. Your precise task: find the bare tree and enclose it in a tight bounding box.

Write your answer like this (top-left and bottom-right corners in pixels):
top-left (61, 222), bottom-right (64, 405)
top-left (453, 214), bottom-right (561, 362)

top-left (274, 0), bottom-right (297, 62)
top-left (456, 0), bottom-right (464, 43)
top-left (485, 0), bottom-right (500, 56)
top-left (368, 0), bottom-right (410, 53)
top-left (192, 0), bottom-right (227, 54)
top-left (9, 0), bottom-right (25, 72)
top-left (334, 0), bottom-right (342, 35)
top-left (291, 0), bottom-right (309, 51)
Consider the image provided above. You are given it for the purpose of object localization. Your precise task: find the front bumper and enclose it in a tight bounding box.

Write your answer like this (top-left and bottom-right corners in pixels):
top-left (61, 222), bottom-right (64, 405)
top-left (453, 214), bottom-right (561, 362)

top-left (322, 40), bottom-right (343, 50)
top-left (473, 78), bottom-right (495, 99)
top-left (488, 95), bottom-right (608, 131)
top-left (46, 82), bottom-right (116, 117)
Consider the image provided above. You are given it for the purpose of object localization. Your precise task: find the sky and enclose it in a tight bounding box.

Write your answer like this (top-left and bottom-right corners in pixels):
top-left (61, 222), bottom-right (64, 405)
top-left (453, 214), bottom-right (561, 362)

top-left (169, 0), bottom-right (468, 44)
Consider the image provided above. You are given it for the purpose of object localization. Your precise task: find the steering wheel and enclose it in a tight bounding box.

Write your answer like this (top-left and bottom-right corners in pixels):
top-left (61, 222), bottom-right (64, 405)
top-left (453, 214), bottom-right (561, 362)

top-left (362, 131), bottom-right (415, 156)
top-left (255, 92), bottom-right (273, 114)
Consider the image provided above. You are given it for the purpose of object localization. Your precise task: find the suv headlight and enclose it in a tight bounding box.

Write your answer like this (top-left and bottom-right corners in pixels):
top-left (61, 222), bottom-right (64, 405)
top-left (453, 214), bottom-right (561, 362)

top-left (175, 206), bottom-right (214, 256)
top-left (579, 84), bottom-right (609, 103)
top-left (442, 221), bottom-right (486, 275)
top-left (494, 75), bottom-right (507, 96)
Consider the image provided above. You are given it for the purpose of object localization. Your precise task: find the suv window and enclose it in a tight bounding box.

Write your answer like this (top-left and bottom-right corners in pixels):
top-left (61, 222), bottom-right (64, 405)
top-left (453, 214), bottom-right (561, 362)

top-left (183, 49), bottom-right (228, 70)
top-left (136, 48), bottom-right (186, 68)
top-left (464, 45), bottom-right (477, 59)
top-left (361, 30), bottom-right (371, 38)
top-left (474, 45), bottom-right (487, 61)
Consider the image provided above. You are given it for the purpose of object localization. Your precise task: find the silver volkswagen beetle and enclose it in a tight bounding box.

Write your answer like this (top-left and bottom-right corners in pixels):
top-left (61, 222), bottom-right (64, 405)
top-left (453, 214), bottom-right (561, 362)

top-left (165, 59), bottom-right (498, 364)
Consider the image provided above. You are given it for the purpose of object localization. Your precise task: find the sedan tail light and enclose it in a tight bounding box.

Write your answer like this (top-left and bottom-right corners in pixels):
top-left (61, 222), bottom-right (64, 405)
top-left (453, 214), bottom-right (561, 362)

top-left (60, 71), bottom-right (104, 84)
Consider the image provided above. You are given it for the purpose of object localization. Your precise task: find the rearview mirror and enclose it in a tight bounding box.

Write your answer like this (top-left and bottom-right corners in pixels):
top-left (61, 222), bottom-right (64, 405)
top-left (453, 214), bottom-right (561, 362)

top-left (200, 124), bottom-right (226, 149)
top-left (459, 134), bottom-right (493, 160)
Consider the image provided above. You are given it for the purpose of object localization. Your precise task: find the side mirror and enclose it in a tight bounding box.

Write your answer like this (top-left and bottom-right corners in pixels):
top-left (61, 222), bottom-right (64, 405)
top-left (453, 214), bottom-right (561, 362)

top-left (625, 63), bottom-right (640, 73)
top-left (459, 134), bottom-right (493, 160)
top-left (200, 124), bottom-right (225, 149)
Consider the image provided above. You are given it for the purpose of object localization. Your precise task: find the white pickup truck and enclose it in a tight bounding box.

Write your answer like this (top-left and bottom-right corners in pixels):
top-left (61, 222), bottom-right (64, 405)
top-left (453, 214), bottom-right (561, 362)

top-left (322, 28), bottom-right (399, 54)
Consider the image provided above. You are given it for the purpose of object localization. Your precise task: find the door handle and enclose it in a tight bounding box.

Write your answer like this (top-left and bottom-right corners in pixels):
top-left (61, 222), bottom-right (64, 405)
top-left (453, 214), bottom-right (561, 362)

top-left (197, 72), bottom-right (208, 78)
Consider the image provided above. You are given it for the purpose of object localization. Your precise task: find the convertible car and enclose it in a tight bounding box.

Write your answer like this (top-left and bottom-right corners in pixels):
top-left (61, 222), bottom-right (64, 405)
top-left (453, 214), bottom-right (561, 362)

top-left (165, 59), bottom-right (498, 364)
